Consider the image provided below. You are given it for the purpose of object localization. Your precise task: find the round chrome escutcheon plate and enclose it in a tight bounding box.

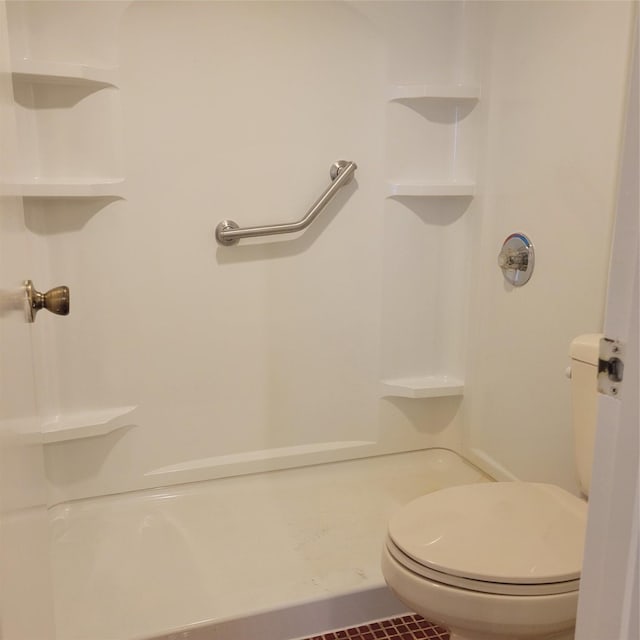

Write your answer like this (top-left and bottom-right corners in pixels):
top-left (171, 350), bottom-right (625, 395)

top-left (498, 233), bottom-right (535, 287)
top-left (498, 232), bottom-right (535, 286)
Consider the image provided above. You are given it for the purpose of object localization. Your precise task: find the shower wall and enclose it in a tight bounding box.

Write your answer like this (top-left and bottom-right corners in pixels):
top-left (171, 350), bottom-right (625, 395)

top-left (8, 1), bottom-right (478, 503)
top-left (463, 1), bottom-right (635, 492)
top-left (6, 1), bottom-right (634, 504)
top-left (0, 1), bottom-right (55, 636)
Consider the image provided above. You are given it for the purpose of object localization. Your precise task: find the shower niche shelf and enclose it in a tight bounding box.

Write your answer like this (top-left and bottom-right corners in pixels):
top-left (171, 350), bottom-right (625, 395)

top-left (41, 405), bottom-right (138, 443)
top-left (380, 375), bottom-right (464, 399)
top-left (11, 59), bottom-right (118, 87)
top-left (1, 178), bottom-right (124, 198)
top-left (388, 84), bottom-right (481, 101)
top-left (386, 182), bottom-right (475, 198)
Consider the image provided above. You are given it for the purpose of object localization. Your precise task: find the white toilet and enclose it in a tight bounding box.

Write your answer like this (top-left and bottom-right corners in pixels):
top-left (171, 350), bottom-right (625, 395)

top-left (381, 334), bottom-right (601, 640)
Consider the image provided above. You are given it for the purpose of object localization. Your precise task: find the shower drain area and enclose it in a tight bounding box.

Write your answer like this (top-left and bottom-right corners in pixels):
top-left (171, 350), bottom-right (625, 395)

top-left (301, 614), bottom-right (449, 640)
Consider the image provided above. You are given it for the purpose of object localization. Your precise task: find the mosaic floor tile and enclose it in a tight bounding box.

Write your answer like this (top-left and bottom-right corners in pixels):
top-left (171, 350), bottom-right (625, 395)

top-left (301, 614), bottom-right (449, 640)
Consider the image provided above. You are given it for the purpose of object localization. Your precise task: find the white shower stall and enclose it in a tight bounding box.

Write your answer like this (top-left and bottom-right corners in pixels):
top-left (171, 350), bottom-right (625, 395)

top-left (0, 2), bottom-right (635, 639)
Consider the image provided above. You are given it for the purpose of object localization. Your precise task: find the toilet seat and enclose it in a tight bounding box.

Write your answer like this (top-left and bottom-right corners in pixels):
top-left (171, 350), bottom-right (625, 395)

top-left (386, 537), bottom-right (580, 595)
top-left (387, 482), bottom-right (587, 596)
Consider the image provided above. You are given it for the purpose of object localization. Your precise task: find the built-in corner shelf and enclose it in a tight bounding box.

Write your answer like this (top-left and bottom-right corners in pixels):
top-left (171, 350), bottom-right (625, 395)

top-left (380, 376), bottom-right (464, 399)
top-left (11, 59), bottom-right (118, 87)
top-left (1, 178), bottom-right (124, 198)
top-left (41, 405), bottom-right (138, 444)
top-left (388, 84), bottom-right (481, 102)
top-left (386, 182), bottom-right (475, 198)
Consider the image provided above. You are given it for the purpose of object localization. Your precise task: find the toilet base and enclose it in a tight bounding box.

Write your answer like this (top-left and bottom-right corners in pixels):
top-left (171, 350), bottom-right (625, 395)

top-left (382, 545), bottom-right (578, 640)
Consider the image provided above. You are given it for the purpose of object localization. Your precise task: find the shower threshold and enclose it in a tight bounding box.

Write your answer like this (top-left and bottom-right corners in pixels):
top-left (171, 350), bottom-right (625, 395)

top-left (49, 449), bottom-right (489, 640)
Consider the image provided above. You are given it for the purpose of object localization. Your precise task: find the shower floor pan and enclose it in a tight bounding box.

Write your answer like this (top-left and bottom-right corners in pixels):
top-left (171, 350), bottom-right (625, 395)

top-left (49, 449), bottom-right (489, 640)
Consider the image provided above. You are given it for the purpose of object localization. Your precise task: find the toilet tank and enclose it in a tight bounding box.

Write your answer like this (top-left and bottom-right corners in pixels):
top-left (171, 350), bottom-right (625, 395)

top-left (569, 334), bottom-right (602, 496)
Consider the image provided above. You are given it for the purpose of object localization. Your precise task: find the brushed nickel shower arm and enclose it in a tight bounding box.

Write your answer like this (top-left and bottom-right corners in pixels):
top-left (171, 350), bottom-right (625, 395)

top-left (214, 160), bottom-right (357, 246)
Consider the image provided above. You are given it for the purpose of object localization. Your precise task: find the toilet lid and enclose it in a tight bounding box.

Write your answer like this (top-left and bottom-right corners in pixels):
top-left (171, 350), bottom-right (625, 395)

top-left (388, 482), bottom-right (587, 586)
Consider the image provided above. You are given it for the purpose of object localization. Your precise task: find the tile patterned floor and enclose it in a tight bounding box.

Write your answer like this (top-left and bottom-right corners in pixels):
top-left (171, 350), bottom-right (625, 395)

top-left (302, 614), bottom-right (449, 640)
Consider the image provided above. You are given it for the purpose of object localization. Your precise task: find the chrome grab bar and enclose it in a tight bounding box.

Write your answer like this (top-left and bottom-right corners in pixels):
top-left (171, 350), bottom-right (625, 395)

top-left (215, 160), bottom-right (357, 246)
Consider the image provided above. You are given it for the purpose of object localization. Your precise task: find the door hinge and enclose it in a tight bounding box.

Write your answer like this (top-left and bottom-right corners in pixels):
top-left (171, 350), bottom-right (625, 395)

top-left (598, 337), bottom-right (625, 398)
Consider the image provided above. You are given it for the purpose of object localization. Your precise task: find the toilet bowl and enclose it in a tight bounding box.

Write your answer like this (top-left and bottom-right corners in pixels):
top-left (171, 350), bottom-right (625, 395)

top-left (382, 482), bottom-right (586, 640)
top-left (381, 334), bottom-right (600, 640)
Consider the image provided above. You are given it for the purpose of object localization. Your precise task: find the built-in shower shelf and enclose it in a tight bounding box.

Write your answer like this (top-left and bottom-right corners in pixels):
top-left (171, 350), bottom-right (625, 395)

top-left (11, 59), bottom-right (118, 87)
top-left (41, 405), bottom-right (137, 443)
top-left (380, 376), bottom-right (464, 399)
top-left (1, 178), bottom-right (124, 198)
top-left (388, 84), bottom-right (481, 101)
top-left (386, 182), bottom-right (475, 197)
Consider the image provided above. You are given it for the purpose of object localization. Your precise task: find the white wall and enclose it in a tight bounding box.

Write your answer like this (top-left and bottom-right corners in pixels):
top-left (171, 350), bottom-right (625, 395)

top-left (463, 1), bottom-right (635, 492)
top-left (0, 2), bottom-right (55, 636)
top-left (7, 1), bottom-right (477, 503)
top-left (577, 25), bottom-right (639, 635)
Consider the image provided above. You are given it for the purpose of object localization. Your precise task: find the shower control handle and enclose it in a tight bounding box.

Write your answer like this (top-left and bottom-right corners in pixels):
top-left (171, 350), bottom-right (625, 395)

top-left (24, 280), bottom-right (70, 323)
top-left (498, 247), bottom-right (529, 270)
